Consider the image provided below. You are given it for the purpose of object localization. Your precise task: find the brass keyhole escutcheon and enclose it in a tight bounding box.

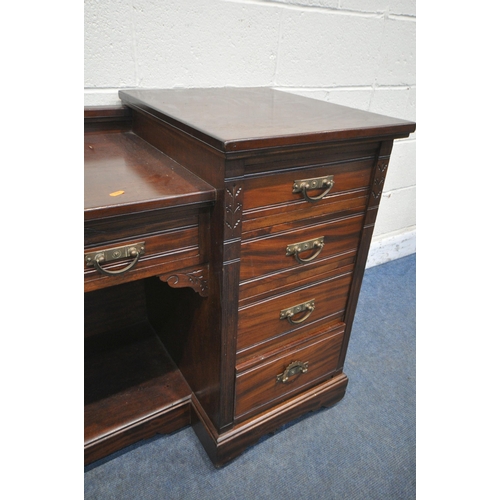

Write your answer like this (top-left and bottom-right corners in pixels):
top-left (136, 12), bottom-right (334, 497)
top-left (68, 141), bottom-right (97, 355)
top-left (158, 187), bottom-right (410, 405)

top-left (277, 360), bottom-right (309, 383)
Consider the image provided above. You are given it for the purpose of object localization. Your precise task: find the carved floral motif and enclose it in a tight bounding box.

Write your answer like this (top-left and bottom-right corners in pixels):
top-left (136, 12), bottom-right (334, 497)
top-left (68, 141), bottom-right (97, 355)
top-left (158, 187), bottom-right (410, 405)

top-left (225, 184), bottom-right (243, 232)
top-left (371, 160), bottom-right (389, 202)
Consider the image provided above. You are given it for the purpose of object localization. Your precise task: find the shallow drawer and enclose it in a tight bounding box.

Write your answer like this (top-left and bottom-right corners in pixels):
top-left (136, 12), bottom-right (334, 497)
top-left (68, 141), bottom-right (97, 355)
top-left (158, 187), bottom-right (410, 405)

top-left (84, 224), bottom-right (202, 292)
top-left (237, 272), bottom-right (352, 352)
top-left (242, 158), bottom-right (373, 235)
top-left (239, 250), bottom-right (356, 305)
top-left (234, 328), bottom-right (344, 419)
top-left (240, 213), bottom-right (364, 283)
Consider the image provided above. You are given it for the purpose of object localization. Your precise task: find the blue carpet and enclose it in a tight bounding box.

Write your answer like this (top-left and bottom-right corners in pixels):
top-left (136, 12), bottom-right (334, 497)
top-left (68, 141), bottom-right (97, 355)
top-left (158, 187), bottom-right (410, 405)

top-left (84, 254), bottom-right (416, 499)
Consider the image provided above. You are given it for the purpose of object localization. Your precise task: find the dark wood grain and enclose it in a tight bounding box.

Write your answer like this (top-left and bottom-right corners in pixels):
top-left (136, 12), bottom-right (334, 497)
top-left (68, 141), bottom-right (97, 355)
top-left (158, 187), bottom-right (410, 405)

top-left (84, 280), bottom-right (148, 339)
top-left (84, 204), bottom-right (202, 246)
top-left (85, 401), bottom-right (191, 466)
top-left (234, 329), bottom-right (344, 419)
top-left (237, 272), bottom-right (353, 352)
top-left (84, 90), bottom-right (415, 467)
top-left (84, 224), bottom-right (202, 292)
top-left (84, 130), bottom-right (215, 220)
top-left (239, 252), bottom-right (356, 305)
top-left (242, 191), bottom-right (369, 238)
top-left (239, 213), bottom-right (364, 282)
top-left (131, 108), bottom-right (225, 188)
top-left (128, 106), bottom-right (242, 432)
top-left (236, 323), bottom-right (345, 372)
top-left (119, 87), bottom-right (416, 152)
top-left (84, 106), bottom-right (132, 133)
top-left (242, 139), bottom-right (379, 175)
top-left (84, 112), bottom-right (216, 464)
top-left (243, 158), bottom-right (373, 212)
top-left (191, 371), bottom-right (349, 467)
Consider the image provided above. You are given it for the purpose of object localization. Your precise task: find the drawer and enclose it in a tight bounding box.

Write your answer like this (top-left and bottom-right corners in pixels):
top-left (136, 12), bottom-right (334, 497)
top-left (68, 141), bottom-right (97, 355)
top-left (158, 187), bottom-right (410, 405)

top-left (84, 224), bottom-right (202, 292)
top-left (239, 250), bottom-right (356, 305)
top-left (234, 327), bottom-right (344, 419)
top-left (240, 213), bottom-right (364, 283)
top-left (237, 272), bottom-right (352, 353)
top-left (242, 158), bottom-right (373, 235)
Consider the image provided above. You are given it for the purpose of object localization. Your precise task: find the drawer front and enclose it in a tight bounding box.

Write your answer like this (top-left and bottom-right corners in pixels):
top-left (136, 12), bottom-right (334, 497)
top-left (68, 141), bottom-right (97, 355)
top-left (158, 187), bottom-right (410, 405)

top-left (237, 272), bottom-right (352, 352)
top-left (240, 213), bottom-right (364, 283)
top-left (239, 250), bottom-right (356, 305)
top-left (242, 158), bottom-right (373, 235)
top-left (84, 206), bottom-right (201, 247)
top-left (234, 328), bottom-right (344, 419)
top-left (84, 225), bottom-right (201, 291)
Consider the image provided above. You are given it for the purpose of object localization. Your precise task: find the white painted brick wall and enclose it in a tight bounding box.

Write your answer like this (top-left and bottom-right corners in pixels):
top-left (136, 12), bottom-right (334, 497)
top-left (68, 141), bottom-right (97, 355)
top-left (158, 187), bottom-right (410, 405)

top-left (84, 0), bottom-right (416, 265)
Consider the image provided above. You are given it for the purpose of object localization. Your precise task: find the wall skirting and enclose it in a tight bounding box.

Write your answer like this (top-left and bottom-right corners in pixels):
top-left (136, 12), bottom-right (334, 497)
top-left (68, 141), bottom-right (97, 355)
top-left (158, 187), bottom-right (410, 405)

top-left (366, 228), bottom-right (416, 268)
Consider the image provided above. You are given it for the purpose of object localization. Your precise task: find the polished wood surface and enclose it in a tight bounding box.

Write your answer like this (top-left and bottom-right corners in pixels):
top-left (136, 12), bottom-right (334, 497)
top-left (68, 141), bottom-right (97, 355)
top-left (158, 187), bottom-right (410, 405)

top-left (241, 158), bottom-right (373, 221)
top-left (234, 328), bottom-right (344, 419)
top-left (239, 213), bottom-right (364, 282)
top-left (237, 272), bottom-right (352, 352)
top-left (84, 212), bottom-right (204, 292)
top-left (119, 87), bottom-right (415, 151)
top-left (238, 252), bottom-right (356, 306)
top-left (84, 120), bottom-right (215, 292)
top-left (84, 108), bottom-right (216, 464)
top-left (84, 89), bottom-right (415, 467)
top-left (84, 106), bottom-right (132, 133)
top-left (84, 129), bottom-right (215, 220)
top-left (191, 371), bottom-right (349, 466)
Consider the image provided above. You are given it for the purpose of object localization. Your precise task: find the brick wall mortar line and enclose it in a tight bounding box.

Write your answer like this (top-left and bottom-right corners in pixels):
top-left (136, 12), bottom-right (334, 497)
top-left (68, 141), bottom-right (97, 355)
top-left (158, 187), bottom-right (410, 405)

top-left (221, 0), bottom-right (385, 18)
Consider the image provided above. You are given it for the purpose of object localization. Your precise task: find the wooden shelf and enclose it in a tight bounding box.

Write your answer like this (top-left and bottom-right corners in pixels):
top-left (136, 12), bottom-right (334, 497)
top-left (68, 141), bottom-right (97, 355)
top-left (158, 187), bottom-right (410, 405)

top-left (84, 128), bottom-right (216, 221)
top-left (84, 321), bottom-right (192, 464)
top-left (83, 110), bottom-right (214, 465)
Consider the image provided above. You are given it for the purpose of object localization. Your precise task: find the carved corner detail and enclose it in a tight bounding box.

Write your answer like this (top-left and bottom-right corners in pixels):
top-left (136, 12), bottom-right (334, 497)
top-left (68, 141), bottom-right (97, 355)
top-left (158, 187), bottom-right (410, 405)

top-left (158, 265), bottom-right (209, 297)
top-left (225, 184), bottom-right (243, 232)
top-left (370, 160), bottom-right (389, 203)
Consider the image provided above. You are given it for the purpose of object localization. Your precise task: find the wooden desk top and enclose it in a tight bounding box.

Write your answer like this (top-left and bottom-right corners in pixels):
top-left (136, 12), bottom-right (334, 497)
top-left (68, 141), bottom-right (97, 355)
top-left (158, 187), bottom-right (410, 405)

top-left (84, 129), bottom-right (216, 220)
top-left (119, 87), bottom-right (415, 152)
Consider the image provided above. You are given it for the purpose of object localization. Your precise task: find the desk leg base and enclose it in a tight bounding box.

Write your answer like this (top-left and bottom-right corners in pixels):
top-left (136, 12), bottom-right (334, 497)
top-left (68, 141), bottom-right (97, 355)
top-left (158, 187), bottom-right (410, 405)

top-left (192, 372), bottom-right (349, 468)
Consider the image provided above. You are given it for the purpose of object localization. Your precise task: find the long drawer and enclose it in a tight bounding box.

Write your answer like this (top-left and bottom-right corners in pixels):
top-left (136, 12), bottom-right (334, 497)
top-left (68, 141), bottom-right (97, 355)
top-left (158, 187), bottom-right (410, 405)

top-left (242, 158), bottom-right (373, 235)
top-left (234, 327), bottom-right (344, 420)
top-left (239, 213), bottom-right (364, 283)
top-left (239, 250), bottom-right (356, 305)
top-left (84, 208), bottom-right (207, 292)
top-left (237, 272), bottom-right (352, 353)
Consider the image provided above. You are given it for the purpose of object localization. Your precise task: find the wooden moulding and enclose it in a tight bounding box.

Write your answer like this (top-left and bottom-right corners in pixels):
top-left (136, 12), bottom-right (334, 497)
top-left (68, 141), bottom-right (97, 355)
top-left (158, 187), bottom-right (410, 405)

top-left (118, 88), bottom-right (416, 153)
top-left (84, 128), bottom-right (216, 220)
top-left (84, 105), bottom-right (132, 133)
top-left (190, 372), bottom-right (349, 468)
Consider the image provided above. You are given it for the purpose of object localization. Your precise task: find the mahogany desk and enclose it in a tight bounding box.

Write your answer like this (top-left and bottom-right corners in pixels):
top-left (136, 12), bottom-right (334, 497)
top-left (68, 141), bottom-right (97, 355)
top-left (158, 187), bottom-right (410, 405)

top-left (84, 88), bottom-right (415, 467)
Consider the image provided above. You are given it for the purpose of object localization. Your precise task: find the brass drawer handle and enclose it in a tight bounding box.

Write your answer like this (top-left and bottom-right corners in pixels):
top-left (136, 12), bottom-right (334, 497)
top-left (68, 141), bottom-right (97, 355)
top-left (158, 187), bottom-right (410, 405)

top-left (286, 236), bottom-right (325, 264)
top-left (292, 175), bottom-right (334, 203)
top-left (277, 360), bottom-right (309, 383)
top-left (85, 242), bottom-right (145, 277)
top-left (280, 299), bottom-right (315, 325)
